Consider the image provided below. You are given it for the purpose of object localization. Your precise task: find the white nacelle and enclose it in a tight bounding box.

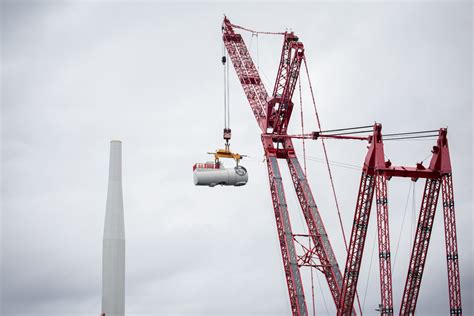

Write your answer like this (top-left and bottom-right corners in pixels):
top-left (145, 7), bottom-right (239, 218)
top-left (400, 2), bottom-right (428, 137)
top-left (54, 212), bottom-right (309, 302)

top-left (193, 162), bottom-right (248, 187)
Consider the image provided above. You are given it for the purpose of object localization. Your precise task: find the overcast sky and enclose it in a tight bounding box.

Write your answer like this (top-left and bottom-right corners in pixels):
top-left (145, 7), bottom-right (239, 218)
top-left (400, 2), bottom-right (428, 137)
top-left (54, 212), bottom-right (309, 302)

top-left (1, 1), bottom-right (472, 315)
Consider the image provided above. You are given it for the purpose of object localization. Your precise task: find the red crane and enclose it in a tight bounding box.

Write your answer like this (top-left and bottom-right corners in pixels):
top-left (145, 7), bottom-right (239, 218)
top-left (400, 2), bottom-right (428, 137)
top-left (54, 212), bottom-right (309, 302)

top-left (338, 124), bottom-right (462, 315)
top-left (222, 17), bottom-right (347, 315)
top-left (221, 17), bottom-right (462, 316)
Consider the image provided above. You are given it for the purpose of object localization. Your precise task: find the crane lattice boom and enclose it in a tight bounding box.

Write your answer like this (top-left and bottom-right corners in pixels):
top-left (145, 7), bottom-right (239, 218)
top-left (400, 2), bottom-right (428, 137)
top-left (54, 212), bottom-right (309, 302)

top-left (221, 17), bottom-right (462, 316)
top-left (223, 16), bottom-right (348, 315)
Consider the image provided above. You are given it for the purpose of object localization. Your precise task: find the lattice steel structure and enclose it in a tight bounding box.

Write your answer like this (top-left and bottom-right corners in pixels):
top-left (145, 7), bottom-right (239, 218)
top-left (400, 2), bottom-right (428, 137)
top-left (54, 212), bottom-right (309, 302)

top-left (221, 17), bottom-right (462, 316)
top-left (339, 124), bottom-right (462, 315)
top-left (223, 17), bottom-right (347, 316)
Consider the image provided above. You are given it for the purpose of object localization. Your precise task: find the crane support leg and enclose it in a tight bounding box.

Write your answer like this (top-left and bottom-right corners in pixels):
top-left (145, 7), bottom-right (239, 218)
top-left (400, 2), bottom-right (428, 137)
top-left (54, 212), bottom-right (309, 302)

top-left (375, 175), bottom-right (394, 315)
top-left (400, 178), bottom-right (441, 315)
top-left (266, 155), bottom-right (308, 316)
top-left (441, 174), bottom-right (462, 315)
top-left (339, 172), bottom-right (375, 316)
top-left (287, 157), bottom-right (348, 313)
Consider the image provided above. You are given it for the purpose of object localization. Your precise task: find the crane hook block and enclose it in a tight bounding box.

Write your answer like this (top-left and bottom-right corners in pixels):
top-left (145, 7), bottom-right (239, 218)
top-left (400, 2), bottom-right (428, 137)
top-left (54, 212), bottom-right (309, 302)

top-left (223, 128), bottom-right (231, 141)
top-left (221, 56), bottom-right (227, 64)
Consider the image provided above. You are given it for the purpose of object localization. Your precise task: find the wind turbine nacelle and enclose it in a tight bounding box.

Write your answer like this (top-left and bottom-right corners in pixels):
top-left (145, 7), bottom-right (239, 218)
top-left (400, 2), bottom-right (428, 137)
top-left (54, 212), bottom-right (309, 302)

top-left (193, 162), bottom-right (248, 187)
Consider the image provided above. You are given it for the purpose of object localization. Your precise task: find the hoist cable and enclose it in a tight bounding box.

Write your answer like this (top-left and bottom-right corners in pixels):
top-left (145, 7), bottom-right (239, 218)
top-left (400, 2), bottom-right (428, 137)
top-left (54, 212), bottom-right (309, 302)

top-left (222, 41), bottom-right (228, 130)
top-left (222, 41), bottom-right (231, 130)
top-left (222, 46), bottom-right (226, 128)
top-left (226, 49), bottom-right (230, 129)
top-left (303, 56), bottom-right (363, 315)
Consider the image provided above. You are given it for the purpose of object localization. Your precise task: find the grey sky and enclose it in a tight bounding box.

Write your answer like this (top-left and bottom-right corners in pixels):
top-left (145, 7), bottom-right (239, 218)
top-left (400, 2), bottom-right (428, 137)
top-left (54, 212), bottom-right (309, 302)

top-left (1, 1), bottom-right (472, 315)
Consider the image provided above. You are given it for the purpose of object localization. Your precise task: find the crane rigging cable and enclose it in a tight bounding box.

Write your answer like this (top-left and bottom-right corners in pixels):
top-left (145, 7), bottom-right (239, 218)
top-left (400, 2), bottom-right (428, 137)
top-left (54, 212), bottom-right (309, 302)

top-left (302, 56), bottom-right (363, 315)
top-left (382, 129), bottom-right (440, 137)
top-left (392, 182), bottom-right (414, 274)
top-left (315, 269), bottom-right (330, 315)
top-left (362, 228), bottom-right (378, 313)
top-left (228, 21), bottom-right (286, 36)
top-left (299, 75), bottom-right (307, 176)
top-left (302, 57), bottom-right (348, 250)
top-left (317, 125), bottom-right (374, 134)
top-left (383, 134), bottom-right (438, 141)
top-left (306, 156), bottom-right (361, 171)
top-left (298, 74), bottom-right (316, 316)
top-left (321, 129), bottom-right (374, 136)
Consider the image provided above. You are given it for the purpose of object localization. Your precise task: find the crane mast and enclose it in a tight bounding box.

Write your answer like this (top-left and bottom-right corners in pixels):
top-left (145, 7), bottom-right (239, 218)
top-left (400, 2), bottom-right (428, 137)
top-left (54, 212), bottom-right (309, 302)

top-left (221, 17), bottom-right (462, 316)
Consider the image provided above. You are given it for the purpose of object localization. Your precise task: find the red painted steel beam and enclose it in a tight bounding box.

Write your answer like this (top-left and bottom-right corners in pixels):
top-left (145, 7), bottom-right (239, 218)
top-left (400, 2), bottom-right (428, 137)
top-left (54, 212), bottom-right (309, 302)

top-left (441, 174), bottom-right (462, 315)
top-left (340, 123), bottom-right (448, 315)
top-left (400, 178), bottom-right (441, 314)
top-left (272, 32), bottom-right (300, 98)
top-left (375, 128), bottom-right (453, 180)
top-left (224, 19), bottom-right (309, 315)
top-left (338, 172), bottom-right (375, 315)
top-left (286, 144), bottom-right (349, 313)
top-left (339, 124), bottom-right (385, 315)
top-left (265, 153), bottom-right (308, 315)
top-left (267, 33), bottom-right (304, 135)
top-left (375, 175), bottom-right (394, 315)
top-left (400, 128), bottom-right (462, 315)
top-left (222, 17), bottom-right (268, 132)
top-left (376, 167), bottom-right (440, 179)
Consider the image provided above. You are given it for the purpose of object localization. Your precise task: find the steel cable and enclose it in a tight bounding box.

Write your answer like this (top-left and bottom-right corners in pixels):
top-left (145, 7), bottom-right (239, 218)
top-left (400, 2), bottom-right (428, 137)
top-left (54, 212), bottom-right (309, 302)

top-left (303, 56), bottom-right (363, 315)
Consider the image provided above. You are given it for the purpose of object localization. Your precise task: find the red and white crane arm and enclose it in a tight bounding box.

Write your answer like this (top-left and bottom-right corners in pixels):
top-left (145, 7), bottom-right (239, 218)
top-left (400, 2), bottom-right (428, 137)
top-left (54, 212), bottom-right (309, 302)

top-left (222, 17), bottom-right (268, 132)
top-left (267, 33), bottom-right (304, 134)
top-left (223, 17), bottom-right (348, 315)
